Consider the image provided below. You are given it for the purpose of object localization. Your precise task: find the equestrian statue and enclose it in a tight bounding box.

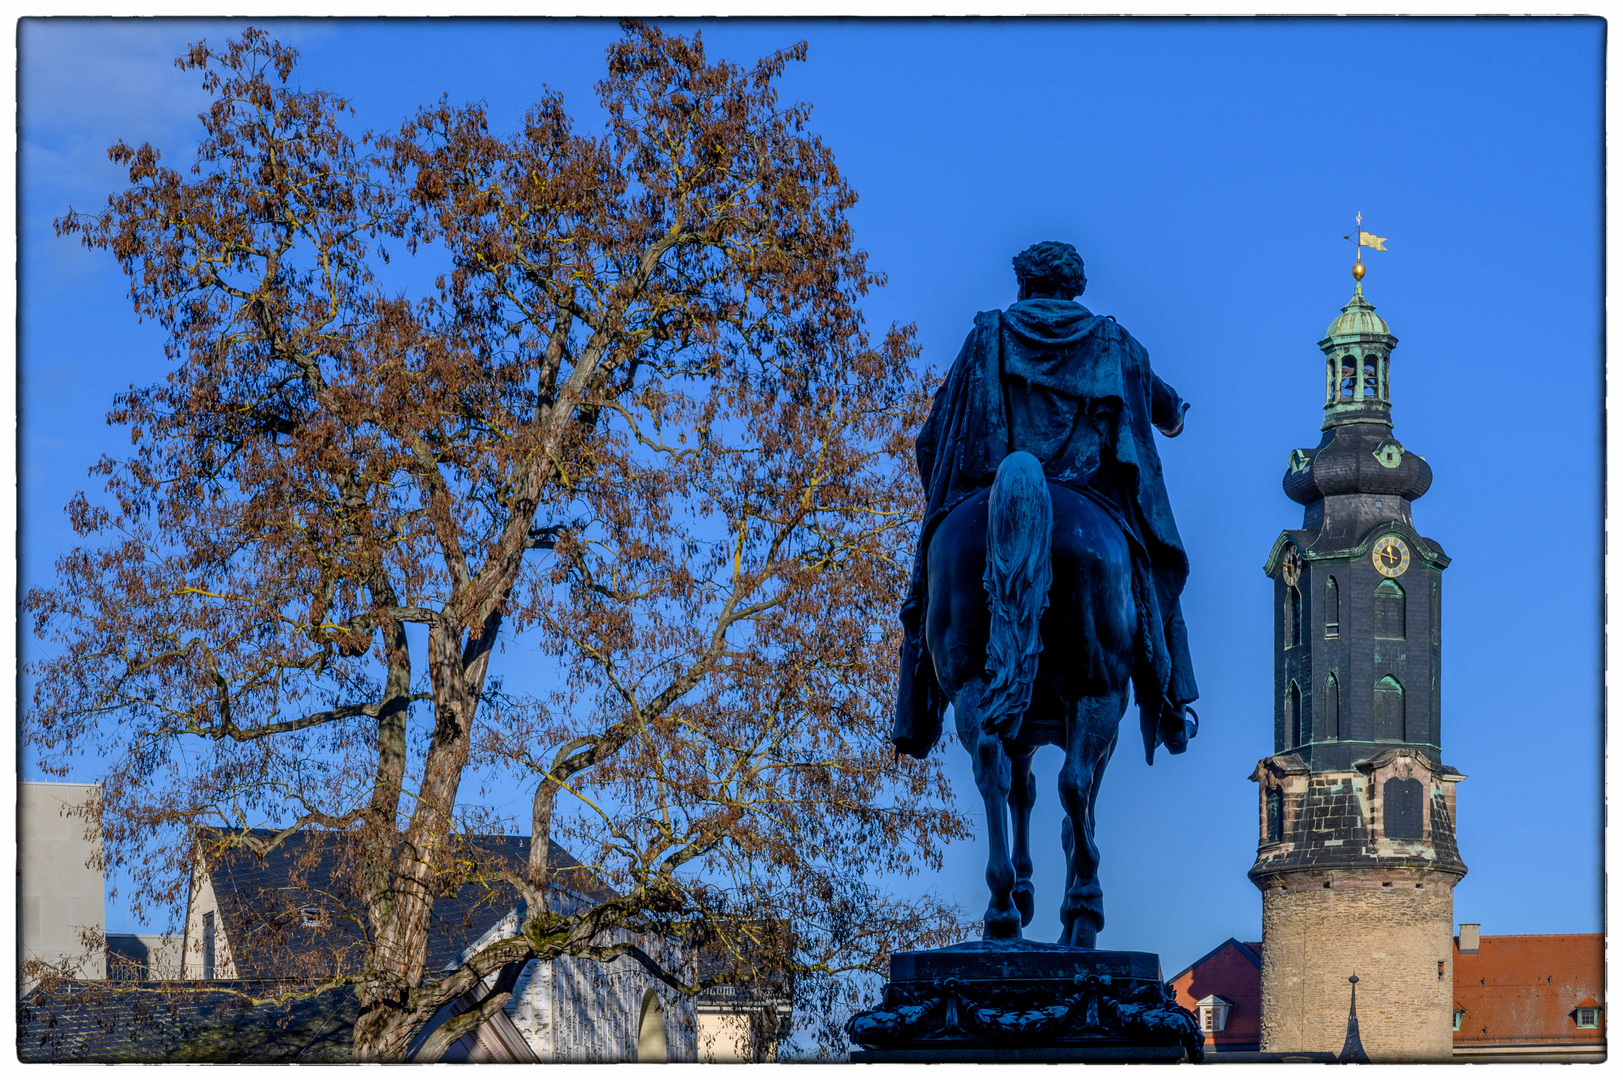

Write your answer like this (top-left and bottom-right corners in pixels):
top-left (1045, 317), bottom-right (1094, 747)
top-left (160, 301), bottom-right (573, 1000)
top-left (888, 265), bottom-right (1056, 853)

top-left (894, 240), bottom-right (1200, 948)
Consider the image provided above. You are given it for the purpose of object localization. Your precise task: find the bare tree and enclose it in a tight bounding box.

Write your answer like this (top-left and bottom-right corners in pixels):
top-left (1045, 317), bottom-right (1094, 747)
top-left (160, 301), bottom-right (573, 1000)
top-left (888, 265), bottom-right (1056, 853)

top-left (31, 24), bottom-right (971, 1061)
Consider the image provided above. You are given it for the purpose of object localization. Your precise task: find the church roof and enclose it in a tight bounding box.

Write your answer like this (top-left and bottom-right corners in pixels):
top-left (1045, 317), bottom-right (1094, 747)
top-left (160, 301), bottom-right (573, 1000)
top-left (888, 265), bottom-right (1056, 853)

top-left (1322, 287), bottom-right (1391, 340)
top-left (194, 828), bottom-right (615, 979)
top-left (1452, 932), bottom-right (1604, 1048)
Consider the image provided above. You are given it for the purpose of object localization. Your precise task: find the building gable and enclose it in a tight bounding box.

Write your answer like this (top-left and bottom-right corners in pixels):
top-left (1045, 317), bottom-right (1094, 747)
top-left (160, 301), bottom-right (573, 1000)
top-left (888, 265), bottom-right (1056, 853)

top-left (1171, 938), bottom-right (1262, 1051)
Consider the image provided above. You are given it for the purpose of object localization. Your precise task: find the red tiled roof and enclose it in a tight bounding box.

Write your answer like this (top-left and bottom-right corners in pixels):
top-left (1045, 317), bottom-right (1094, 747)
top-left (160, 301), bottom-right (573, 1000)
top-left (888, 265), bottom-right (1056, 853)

top-left (1453, 933), bottom-right (1604, 1047)
top-left (1171, 939), bottom-right (1262, 1049)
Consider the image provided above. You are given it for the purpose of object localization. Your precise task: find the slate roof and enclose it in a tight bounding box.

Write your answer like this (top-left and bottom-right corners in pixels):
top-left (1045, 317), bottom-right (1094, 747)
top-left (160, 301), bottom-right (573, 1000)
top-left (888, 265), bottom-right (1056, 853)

top-left (198, 829), bottom-right (615, 978)
top-left (17, 981), bottom-right (358, 1063)
top-left (1453, 933), bottom-right (1604, 1048)
top-left (1248, 770), bottom-right (1467, 881)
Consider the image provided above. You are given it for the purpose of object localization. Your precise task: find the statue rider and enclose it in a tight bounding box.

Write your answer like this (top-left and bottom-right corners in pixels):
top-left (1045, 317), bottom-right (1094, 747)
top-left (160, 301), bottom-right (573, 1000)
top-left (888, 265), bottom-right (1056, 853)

top-left (893, 240), bottom-right (1199, 765)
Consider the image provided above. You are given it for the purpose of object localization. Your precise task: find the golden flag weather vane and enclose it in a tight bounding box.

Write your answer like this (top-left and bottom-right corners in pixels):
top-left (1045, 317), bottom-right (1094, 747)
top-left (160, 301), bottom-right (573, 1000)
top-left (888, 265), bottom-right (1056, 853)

top-left (1342, 211), bottom-right (1388, 283)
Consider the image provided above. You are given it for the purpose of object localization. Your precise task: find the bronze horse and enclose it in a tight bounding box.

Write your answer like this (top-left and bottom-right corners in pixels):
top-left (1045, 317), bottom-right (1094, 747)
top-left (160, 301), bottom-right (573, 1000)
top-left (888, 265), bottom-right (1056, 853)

top-left (924, 450), bottom-right (1141, 948)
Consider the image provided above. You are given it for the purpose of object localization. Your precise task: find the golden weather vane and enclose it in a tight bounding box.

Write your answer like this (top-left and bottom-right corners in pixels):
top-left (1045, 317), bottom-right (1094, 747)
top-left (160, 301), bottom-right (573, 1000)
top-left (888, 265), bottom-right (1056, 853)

top-left (1341, 211), bottom-right (1388, 285)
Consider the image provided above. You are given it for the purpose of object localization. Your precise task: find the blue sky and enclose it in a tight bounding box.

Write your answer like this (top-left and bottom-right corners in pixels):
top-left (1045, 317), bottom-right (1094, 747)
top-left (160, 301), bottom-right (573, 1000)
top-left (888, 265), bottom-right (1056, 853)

top-left (18, 17), bottom-right (1603, 976)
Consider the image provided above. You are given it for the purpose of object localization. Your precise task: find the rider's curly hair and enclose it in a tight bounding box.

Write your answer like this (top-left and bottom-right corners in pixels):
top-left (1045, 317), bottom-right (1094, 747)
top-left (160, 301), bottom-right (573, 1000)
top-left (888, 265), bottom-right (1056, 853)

top-left (1012, 241), bottom-right (1087, 299)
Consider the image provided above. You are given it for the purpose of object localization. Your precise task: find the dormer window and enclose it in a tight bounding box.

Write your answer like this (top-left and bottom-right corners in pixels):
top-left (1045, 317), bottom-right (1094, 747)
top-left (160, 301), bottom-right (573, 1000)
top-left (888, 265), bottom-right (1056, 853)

top-left (1453, 1007), bottom-right (1465, 1032)
top-left (301, 906), bottom-right (325, 928)
top-left (1383, 776), bottom-right (1424, 840)
top-left (1195, 995), bottom-right (1233, 1034)
top-left (1574, 1000), bottom-right (1602, 1029)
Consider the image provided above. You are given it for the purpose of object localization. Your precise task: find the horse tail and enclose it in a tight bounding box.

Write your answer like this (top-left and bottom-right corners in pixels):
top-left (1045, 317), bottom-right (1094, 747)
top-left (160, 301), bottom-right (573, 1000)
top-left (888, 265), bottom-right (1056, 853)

top-left (979, 451), bottom-right (1053, 739)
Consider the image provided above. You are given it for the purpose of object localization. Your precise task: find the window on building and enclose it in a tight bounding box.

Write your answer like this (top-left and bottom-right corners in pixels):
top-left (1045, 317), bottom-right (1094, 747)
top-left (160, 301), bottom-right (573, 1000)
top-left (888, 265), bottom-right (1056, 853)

top-left (1325, 674), bottom-right (1340, 741)
top-left (1265, 788), bottom-right (1283, 843)
top-left (301, 906), bottom-right (324, 928)
top-left (1575, 1007), bottom-right (1600, 1030)
top-left (202, 910), bottom-right (216, 980)
top-left (1324, 577), bottom-right (1339, 638)
top-left (1383, 777), bottom-right (1424, 840)
top-left (1374, 579), bottom-right (1406, 639)
top-left (1453, 1008), bottom-right (1466, 1032)
top-left (1339, 356), bottom-right (1357, 401)
top-left (1362, 355), bottom-right (1380, 398)
top-left (1195, 996), bottom-right (1233, 1035)
top-left (1286, 682), bottom-right (1302, 747)
top-left (1374, 675), bottom-right (1405, 741)
top-left (1284, 585), bottom-right (1301, 648)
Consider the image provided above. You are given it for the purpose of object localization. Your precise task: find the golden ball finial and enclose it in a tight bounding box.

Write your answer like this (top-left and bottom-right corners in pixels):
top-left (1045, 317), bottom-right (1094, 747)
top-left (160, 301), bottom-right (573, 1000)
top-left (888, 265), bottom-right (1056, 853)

top-left (1352, 261), bottom-right (1366, 281)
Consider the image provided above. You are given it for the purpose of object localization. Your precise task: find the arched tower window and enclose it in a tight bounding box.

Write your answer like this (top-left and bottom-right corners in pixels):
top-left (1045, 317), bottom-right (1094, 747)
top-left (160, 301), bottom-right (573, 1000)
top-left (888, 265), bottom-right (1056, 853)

top-left (1374, 579), bottom-right (1406, 639)
top-left (1362, 354), bottom-right (1380, 399)
top-left (1339, 356), bottom-right (1357, 401)
top-left (1286, 681), bottom-right (1302, 747)
top-left (1324, 577), bottom-right (1340, 638)
top-left (1383, 777), bottom-right (1424, 840)
top-left (1325, 673), bottom-right (1340, 740)
top-left (1284, 585), bottom-right (1302, 647)
top-left (1265, 788), bottom-right (1284, 843)
top-left (1374, 675), bottom-right (1405, 741)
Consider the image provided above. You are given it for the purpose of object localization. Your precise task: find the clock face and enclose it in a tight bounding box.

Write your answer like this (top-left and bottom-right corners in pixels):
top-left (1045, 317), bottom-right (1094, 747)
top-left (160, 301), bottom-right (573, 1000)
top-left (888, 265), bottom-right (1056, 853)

top-left (1281, 546), bottom-right (1302, 586)
top-left (1372, 535), bottom-right (1411, 578)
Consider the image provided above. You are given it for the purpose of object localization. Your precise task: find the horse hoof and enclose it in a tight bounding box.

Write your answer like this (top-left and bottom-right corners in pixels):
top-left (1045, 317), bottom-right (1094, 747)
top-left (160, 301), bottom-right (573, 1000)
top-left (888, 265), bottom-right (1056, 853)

top-left (1013, 882), bottom-right (1035, 927)
top-left (1057, 916), bottom-right (1097, 949)
top-left (984, 908), bottom-right (1023, 940)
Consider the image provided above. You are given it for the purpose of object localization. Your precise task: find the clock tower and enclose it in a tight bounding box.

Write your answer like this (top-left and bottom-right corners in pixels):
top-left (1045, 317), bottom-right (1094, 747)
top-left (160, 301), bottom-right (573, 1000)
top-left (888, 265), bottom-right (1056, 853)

top-left (1250, 255), bottom-right (1467, 1062)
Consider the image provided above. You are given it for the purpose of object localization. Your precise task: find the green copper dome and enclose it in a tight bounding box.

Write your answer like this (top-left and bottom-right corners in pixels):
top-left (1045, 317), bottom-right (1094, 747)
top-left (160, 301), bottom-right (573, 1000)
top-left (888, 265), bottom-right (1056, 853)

top-left (1323, 286), bottom-right (1391, 339)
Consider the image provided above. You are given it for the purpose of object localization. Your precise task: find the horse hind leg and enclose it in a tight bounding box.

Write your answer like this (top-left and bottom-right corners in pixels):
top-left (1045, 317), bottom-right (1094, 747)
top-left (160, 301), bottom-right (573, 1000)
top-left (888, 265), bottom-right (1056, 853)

top-left (1008, 750), bottom-right (1037, 927)
top-left (1057, 694), bottom-right (1124, 949)
top-left (953, 684), bottom-right (1023, 940)
top-left (1059, 815), bottom-right (1077, 945)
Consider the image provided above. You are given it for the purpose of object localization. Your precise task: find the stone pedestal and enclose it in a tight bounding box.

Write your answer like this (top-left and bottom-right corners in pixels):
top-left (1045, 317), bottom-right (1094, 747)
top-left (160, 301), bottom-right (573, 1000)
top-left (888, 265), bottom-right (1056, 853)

top-left (847, 940), bottom-right (1202, 1064)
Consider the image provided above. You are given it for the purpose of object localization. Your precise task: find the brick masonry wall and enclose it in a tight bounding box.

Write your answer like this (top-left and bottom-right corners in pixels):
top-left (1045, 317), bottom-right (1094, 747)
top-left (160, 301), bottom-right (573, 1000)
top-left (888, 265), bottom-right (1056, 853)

top-left (1259, 871), bottom-right (1456, 1062)
top-left (1171, 942), bottom-right (1262, 1049)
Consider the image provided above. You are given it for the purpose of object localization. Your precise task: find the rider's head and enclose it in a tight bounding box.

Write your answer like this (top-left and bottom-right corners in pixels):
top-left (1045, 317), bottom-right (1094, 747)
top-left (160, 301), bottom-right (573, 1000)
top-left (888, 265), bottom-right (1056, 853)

top-left (1013, 241), bottom-right (1087, 301)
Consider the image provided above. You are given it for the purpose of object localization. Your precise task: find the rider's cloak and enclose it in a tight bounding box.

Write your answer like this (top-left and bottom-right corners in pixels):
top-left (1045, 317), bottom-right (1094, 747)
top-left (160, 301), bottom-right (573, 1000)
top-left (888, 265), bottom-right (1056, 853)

top-left (894, 298), bottom-right (1199, 765)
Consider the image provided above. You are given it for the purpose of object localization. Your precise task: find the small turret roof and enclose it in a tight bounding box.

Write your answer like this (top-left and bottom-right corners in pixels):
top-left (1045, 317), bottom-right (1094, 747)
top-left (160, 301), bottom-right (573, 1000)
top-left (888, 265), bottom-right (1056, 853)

top-left (1323, 285), bottom-right (1390, 339)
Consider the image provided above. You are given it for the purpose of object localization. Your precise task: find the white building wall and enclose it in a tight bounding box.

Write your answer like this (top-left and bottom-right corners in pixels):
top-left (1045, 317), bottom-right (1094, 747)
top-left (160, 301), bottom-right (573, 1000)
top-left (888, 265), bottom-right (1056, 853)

top-left (432, 904), bottom-right (695, 1063)
top-left (504, 958), bottom-right (554, 1056)
top-left (181, 870), bottom-right (236, 978)
top-left (18, 781), bottom-right (104, 987)
top-left (549, 934), bottom-right (696, 1063)
top-left (698, 1008), bottom-right (781, 1062)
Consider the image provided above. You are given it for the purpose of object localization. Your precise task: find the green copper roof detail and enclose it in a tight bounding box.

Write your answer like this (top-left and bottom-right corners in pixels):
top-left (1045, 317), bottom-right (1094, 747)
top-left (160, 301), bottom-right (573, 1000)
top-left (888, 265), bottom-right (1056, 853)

top-left (1322, 285), bottom-right (1391, 340)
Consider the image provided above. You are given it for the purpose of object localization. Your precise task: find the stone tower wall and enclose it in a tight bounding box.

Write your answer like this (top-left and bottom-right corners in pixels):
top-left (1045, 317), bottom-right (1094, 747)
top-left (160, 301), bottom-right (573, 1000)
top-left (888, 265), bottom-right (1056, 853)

top-left (1258, 870), bottom-right (1456, 1062)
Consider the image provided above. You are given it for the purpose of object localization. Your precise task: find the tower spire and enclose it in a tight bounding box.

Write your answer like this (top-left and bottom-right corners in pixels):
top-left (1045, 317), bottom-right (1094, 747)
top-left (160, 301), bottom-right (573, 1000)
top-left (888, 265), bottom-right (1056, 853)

top-left (1338, 975), bottom-right (1370, 1064)
top-left (1250, 251), bottom-right (1464, 1062)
